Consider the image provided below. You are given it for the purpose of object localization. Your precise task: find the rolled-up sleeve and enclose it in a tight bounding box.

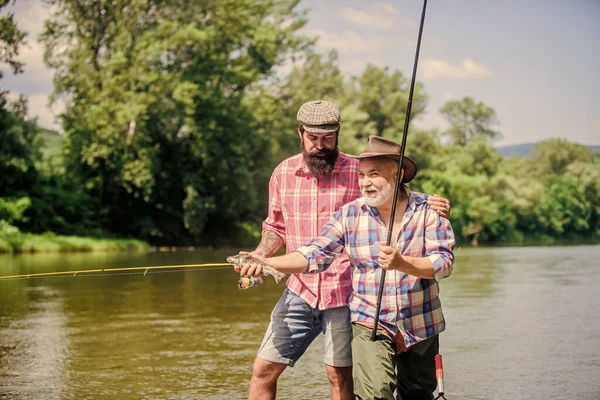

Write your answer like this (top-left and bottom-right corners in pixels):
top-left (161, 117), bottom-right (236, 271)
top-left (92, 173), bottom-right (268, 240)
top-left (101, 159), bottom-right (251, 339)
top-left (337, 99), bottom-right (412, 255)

top-left (425, 209), bottom-right (455, 282)
top-left (296, 209), bottom-right (346, 274)
top-left (262, 169), bottom-right (286, 244)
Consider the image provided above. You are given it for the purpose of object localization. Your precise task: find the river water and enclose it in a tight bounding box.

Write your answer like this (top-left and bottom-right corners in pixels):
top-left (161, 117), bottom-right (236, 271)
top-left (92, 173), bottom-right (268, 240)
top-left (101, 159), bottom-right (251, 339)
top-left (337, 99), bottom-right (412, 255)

top-left (1, 245), bottom-right (599, 399)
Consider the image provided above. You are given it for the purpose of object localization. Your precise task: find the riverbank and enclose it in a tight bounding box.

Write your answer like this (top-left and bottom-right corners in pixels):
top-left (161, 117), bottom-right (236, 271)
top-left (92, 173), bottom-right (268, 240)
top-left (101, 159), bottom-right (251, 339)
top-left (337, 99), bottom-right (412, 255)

top-left (0, 232), bottom-right (148, 254)
top-left (2, 230), bottom-right (596, 255)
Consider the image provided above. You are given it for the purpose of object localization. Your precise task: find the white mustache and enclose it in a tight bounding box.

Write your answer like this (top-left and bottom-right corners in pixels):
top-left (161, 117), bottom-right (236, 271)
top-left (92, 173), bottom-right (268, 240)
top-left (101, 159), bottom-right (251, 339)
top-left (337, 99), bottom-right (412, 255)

top-left (361, 187), bottom-right (379, 195)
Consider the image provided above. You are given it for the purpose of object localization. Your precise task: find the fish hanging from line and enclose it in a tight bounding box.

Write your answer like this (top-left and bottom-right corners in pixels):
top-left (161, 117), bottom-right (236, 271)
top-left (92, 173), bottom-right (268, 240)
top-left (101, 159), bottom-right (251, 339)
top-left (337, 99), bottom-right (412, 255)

top-left (227, 254), bottom-right (287, 287)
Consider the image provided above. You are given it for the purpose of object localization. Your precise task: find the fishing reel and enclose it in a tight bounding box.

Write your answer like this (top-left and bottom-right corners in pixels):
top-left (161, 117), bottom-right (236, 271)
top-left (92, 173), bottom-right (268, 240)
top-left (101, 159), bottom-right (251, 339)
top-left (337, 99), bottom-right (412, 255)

top-left (238, 276), bottom-right (264, 290)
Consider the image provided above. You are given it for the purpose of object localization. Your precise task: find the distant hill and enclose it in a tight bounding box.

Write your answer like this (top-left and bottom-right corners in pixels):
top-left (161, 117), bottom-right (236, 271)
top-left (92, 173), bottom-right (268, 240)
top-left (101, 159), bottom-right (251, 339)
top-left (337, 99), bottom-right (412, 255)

top-left (496, 143), bottom-right (600, 158)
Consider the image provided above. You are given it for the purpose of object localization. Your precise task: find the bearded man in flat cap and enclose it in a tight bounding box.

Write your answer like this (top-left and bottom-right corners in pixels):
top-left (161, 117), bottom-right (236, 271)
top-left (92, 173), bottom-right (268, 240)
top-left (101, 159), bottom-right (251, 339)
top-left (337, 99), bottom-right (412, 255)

top-left (242, 101), bottom-right (451, 400)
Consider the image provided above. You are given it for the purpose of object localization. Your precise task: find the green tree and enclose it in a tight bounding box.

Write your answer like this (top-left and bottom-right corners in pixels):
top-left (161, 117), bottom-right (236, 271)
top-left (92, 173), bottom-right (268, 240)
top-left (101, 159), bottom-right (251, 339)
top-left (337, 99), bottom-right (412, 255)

top-left (420, 170), bottom-right (517, 246)
top-left (246, 50), bottom-right (347, 160)
top-left (1, 0), bottom-right (37, 195)
top-left (440, 96), bottom-right (501, 146)
top-left (42, 0), bottom-right (310, 244)
top-left (531, 138), bottom-right (596, 176)
top-left (430, 137), bottom-right (503, 178)
top-left (532, 175), bottom-right (591, 239)
top-left (348, 65), bottom-right (427, 143)
top-left (0, 0), bottom-right (26, 78)
top-left (0, 95), bottom-right (40, 196)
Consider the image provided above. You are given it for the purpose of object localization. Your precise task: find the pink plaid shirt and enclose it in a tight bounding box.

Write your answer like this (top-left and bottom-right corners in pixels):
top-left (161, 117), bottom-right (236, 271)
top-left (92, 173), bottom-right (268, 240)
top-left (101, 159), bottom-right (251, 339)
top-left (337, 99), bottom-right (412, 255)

top-left (262, 152), bottom-right (362, 310)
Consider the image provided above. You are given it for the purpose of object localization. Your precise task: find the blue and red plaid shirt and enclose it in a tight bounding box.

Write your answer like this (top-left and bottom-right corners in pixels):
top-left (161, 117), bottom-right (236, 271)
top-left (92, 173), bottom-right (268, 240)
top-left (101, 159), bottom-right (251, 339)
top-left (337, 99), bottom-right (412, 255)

top-left (262, 152), bottom-right (362, 310)
top-left (296, 188), bottom-right (455, 349)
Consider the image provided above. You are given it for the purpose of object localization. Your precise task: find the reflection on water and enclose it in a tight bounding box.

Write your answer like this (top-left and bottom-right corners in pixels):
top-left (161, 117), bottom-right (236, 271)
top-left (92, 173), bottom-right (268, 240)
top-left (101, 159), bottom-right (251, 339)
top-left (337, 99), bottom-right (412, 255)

top-left (1, 286), bottom-right (69, 399)
top-left (1, 246), bottom-right (600, 399)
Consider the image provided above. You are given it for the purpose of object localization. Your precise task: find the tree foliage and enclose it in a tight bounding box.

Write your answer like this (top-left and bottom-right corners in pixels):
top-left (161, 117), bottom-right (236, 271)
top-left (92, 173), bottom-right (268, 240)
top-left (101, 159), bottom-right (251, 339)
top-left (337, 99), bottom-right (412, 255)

top-left (0, 0), bottom-right (597, 247)
top-left (41, 0), bottom-right (310, 244)
top-left (440, 96), bottom-right (501, 146)
top-left (0, 0), bottom-right (26, 78)
top-left (0, 95), bottom-right (40, 195)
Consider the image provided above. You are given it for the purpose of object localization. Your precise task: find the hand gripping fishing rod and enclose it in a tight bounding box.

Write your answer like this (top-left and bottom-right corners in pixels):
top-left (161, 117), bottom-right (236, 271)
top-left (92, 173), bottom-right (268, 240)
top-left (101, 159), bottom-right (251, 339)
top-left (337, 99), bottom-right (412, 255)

top-left (370, 0), bottom-right (429, 341)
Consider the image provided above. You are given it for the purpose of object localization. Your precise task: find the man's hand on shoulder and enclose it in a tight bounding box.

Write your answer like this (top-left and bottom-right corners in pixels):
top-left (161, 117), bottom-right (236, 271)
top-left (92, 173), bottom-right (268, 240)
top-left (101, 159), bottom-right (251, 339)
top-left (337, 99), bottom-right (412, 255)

top-left (427, 194), bottom-right (451, 219)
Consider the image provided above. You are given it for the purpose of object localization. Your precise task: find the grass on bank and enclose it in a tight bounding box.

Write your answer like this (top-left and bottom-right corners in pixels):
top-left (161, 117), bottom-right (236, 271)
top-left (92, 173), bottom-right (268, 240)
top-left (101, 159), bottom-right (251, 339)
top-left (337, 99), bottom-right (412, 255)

top-left (0, 232), bottom-right (148, 254)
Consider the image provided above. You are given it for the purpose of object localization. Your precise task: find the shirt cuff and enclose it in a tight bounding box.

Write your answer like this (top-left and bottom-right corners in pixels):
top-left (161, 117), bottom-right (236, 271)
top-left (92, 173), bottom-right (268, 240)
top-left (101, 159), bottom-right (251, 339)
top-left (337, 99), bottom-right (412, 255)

top-left (428, 253), bottom-right (451, 282)
top-left (296, 246), bottom-right (320, 274)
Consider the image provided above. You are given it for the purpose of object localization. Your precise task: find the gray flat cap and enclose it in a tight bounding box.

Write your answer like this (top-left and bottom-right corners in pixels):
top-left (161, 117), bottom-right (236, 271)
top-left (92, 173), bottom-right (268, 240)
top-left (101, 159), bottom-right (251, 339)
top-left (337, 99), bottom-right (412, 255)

top-left (297, 100), bottom-right (341, 133)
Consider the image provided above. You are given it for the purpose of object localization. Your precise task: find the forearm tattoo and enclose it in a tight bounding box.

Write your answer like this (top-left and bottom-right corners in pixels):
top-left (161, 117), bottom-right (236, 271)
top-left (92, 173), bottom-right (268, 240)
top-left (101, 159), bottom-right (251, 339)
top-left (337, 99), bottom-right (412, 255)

top-left (255, 230), bottom-right (283, 257)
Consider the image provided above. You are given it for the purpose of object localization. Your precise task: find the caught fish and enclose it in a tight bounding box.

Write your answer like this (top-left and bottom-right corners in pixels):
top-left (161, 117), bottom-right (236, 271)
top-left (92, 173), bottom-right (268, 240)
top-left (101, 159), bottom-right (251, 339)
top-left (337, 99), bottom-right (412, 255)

top-left (238, 276), bottom-right (263, 290)
top-left (227, 254), bottom-right (287, 284)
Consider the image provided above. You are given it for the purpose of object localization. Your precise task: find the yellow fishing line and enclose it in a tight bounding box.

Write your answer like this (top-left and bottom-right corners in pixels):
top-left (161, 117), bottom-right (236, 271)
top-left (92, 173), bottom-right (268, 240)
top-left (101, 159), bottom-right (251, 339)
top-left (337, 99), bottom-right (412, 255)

top-left (0, 263), bottom-right (232, 280)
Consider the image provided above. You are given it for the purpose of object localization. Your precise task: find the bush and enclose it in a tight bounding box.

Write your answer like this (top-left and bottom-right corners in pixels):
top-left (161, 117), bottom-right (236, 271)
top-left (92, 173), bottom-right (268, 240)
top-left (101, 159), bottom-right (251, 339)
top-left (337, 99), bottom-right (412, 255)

top-left (0, 237), bottom-right (12, 253)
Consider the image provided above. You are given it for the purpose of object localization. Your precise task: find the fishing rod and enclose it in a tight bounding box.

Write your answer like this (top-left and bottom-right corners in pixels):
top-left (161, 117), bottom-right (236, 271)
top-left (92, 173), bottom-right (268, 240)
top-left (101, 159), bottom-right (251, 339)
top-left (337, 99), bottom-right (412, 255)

top-left (1, 256), bottom-right (285, 290)
top-left (0, 263), bottom-right (231, 281)
top-left (371, 0), bottom-right (429, 341)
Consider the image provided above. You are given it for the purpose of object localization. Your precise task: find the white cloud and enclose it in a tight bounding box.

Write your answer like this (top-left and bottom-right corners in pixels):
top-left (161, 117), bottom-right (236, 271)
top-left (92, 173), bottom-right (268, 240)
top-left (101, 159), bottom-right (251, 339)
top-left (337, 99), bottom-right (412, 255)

top-left (0, 1), bottom-right (55, 84)
top-left (443, 90), bottom-right (456, 100)
top-left (337, 3), bottom-right (416, 31)
top-left (6, 92), bottom-right (64, 131)
top-left (28, 94), bottom-right (64, 131)
top-left (374, 3), bottom-right (398, 16)
top-left (14, 2), bottom-right (53, 36)
top-left (16, 41), bottom-right (53, 83)
top-left (273, 56), bottom-right (305, 78)
top-left (338, 7), bottom-right (394, 30)
top-left (340, 57), bottom-right (386, 75)
top-left (303, 28), bottom-right (385, 53)
top-left (420, 58), bottom-right (495, 81)
top-left (300, 28), bottom-right (389, 74)
top-left (413, 109), bottom-right (448, 131)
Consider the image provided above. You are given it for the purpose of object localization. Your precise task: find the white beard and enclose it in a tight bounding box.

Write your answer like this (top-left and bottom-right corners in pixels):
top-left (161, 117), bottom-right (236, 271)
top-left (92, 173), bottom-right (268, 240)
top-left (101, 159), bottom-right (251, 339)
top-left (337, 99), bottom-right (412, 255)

top-left (361, 181), bottom-right (394, 207)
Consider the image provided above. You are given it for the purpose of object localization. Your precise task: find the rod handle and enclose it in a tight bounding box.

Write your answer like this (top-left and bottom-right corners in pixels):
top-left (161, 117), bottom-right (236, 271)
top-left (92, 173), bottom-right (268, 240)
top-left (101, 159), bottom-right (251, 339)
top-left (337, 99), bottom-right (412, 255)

top-left (435, 354), bottom-right (444, 395)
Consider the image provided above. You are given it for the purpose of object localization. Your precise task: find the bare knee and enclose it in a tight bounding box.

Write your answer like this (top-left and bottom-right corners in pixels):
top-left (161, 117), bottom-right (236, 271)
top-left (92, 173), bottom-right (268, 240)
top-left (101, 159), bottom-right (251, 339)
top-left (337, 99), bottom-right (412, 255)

top-left (327, 365), bottom-right (352, 384)
top-left (326, 366), bottom-right (353, 400)
top-left (252, 357), bottom-right (286, 384)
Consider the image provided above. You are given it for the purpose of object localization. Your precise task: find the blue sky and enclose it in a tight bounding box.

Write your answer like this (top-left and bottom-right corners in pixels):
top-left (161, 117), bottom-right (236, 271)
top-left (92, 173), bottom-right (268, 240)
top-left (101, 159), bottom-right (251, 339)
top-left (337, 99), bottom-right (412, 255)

top-left (2, 0), bottom-right (599, 146)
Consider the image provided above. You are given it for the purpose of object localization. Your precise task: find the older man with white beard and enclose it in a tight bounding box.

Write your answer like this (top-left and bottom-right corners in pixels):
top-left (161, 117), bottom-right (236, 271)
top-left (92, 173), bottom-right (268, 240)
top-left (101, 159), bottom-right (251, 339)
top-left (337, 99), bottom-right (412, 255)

top-left (238, 135), bottom-right (456, 400)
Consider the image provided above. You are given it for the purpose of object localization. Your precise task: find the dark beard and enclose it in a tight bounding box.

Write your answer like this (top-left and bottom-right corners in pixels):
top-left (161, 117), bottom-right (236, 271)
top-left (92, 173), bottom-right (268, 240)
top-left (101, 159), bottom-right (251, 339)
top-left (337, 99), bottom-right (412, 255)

top-left (302, 145), bottom-right (339, 177)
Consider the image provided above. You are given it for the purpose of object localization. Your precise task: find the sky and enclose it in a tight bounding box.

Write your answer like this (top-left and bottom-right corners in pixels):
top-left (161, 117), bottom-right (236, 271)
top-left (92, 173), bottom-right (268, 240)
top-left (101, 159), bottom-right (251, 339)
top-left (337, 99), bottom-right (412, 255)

top-left (1, 0), bottom-right (599, 146)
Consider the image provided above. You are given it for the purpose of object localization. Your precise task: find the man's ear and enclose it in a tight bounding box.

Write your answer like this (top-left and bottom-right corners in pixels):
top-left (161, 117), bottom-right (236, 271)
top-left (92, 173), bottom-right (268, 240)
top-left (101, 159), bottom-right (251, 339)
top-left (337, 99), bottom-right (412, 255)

top-left (297, 127), bottom-right (303, 139)
top-left (393, 167), bottom-right (405, 182)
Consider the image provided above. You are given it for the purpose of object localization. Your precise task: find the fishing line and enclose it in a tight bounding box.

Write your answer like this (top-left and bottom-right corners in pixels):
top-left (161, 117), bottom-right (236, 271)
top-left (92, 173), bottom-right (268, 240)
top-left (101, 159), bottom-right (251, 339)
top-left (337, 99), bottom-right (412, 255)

top-left (0, 263), bottom-right (232, 281)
